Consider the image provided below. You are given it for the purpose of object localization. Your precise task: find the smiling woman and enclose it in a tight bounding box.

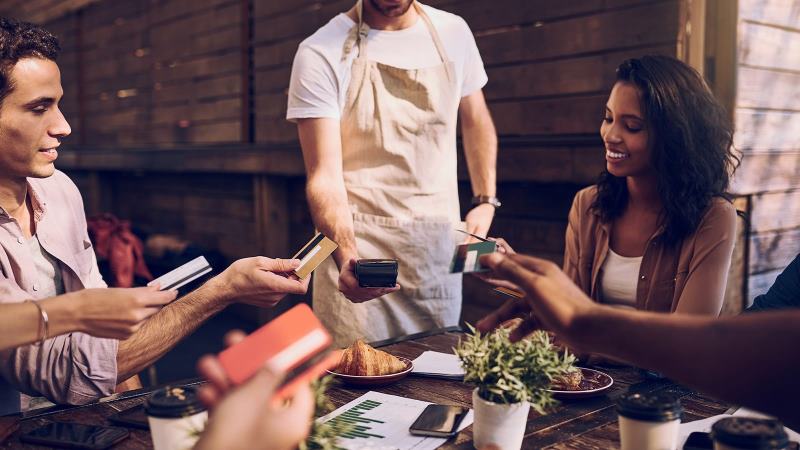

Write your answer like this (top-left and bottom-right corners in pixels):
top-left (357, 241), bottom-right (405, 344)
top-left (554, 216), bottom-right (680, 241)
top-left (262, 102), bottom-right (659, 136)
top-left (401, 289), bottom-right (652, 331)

top-left (562, 55), bottom-right (740, 318)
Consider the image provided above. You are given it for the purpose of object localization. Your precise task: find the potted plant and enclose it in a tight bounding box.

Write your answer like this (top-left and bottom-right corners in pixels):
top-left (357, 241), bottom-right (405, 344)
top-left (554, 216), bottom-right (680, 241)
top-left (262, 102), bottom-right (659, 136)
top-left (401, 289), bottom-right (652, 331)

top-left (455, 324), bottom-right (576, 450)
top-left (300, 376), bottom-right (354, 450)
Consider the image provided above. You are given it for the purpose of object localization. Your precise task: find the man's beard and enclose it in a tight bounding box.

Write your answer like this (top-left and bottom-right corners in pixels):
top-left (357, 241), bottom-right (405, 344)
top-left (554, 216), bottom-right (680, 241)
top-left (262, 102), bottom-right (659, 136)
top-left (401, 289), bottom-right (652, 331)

top-left (368, 0), bottom-right (414, 17)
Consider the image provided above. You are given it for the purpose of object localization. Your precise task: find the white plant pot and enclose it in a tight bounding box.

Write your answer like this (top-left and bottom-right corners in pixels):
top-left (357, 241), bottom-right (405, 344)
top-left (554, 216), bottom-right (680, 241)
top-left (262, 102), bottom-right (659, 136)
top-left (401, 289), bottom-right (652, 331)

top-left (472, 388), bottom-right (530, 450)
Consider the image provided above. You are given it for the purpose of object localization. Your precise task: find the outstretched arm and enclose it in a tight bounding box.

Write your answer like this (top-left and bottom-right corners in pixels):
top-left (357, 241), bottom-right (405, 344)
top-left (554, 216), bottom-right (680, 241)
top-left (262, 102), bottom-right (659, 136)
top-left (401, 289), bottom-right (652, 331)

top-left (116, 257), bottom-right (307, 381)
top-left (297, 118), bottom-right (398, 302)
top-left (478, 252), bottom-right (800, 430)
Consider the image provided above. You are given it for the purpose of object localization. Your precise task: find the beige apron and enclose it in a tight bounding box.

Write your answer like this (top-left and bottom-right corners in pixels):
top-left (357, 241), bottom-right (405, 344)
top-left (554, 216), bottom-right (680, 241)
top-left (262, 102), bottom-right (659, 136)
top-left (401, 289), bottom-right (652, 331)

top-left (313, 0), bottom-right (463, 346)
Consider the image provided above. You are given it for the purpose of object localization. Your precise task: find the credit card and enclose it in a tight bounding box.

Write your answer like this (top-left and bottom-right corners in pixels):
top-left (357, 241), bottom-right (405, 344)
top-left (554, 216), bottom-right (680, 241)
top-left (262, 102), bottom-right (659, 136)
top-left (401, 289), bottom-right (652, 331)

top-left (450, 241), bottom-right (497, 273)
top-left (456, 229), bottom-right (490, 242)
top-left (147, 256), bottom-right (212, 291)
top-left (493, 286), bottom-right (525, 299)
top-left (292, 233), bottom-right (338, 279)
top-left (218, 304), bottom-right (338, 401)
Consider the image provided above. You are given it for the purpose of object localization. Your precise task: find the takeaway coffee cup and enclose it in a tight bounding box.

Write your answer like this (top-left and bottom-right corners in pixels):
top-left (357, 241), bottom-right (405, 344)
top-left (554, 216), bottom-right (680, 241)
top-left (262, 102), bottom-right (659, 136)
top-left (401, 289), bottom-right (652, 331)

top-left (711, 417), bottom-right (790, 450)
top-left (617, 391), bottom-right (682, 450)
top-left (145, 385), bottom-right (208, 450)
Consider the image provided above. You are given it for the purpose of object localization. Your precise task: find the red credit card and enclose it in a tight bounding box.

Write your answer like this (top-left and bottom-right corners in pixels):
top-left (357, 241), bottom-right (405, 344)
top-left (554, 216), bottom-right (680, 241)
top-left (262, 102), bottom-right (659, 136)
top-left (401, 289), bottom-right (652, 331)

top-left (218, 304), bottom-right (338, 400)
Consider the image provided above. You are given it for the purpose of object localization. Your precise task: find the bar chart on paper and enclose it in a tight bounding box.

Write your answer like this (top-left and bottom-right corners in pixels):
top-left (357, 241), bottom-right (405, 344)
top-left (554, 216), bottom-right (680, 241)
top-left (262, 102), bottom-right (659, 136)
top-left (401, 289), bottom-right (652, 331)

top-left (317, 391), bottom-right (473, 450)
top-left (333, 399), bottom-right (386, 439)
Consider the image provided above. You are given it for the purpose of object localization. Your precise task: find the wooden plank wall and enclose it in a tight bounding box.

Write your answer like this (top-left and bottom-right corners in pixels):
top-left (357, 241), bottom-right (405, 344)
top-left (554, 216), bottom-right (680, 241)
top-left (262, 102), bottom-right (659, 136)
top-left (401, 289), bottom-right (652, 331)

top-left (40, 14), bottom-right (83, 144)
top-left (732, 0), bottom-right (800, 302)
top-left (26, 0), bottom-right (246, 146)
top-left (0, 0), bottom-right (99, 23)
top-left (253, 0), bottom-right (682, 264)
top-left (254, 0), bottom-right (681, 145)
top-left (250, 0), bottom-right (693, 320)
top-left (7, 0), bottom-right (757, 320)
top-left (147, 0), bottom-right (244, 144)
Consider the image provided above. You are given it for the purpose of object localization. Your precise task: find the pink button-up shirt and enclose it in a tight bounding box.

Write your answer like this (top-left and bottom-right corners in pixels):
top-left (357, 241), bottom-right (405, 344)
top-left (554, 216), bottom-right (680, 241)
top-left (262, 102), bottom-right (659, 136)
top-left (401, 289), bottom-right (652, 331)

top-left (0, 170), bottom-right (117, 410)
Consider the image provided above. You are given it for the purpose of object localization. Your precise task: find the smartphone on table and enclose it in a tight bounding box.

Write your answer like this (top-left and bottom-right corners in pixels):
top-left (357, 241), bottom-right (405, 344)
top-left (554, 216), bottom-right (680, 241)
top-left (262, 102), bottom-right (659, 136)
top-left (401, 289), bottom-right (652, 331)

top-left (409, 404), bottom-right (469, 438)
top-left (108, 404), bottom-right (149, 430)
top-left (20, 421), bottom-right (129, 449)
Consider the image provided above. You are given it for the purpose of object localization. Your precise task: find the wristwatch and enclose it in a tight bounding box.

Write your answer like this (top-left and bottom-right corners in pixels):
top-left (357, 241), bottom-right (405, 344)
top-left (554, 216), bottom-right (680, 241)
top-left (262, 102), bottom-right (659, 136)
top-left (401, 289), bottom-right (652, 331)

top-left (471, 195), bottom-right (501, 209)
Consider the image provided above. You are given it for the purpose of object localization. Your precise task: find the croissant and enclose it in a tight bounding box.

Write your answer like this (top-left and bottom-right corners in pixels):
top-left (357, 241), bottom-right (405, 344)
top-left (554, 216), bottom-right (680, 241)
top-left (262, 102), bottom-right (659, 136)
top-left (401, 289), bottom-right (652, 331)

top-left (335, 340), bottom-right (407, 376)
top-left (551, 368), bottom-right (583, 390)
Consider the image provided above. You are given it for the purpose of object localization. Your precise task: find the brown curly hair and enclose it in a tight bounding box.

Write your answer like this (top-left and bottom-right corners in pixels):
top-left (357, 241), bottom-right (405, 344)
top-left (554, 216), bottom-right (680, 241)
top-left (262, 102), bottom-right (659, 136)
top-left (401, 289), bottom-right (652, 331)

top-left (592, 55), bottom-right (741, 245)
top-left (0, 17), bottom-right (60, 107)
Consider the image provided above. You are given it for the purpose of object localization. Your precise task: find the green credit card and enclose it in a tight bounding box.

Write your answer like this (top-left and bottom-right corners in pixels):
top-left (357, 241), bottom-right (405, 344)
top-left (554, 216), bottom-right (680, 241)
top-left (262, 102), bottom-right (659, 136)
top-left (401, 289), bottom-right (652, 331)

top-left (450, 240), bottom-right (497, 273)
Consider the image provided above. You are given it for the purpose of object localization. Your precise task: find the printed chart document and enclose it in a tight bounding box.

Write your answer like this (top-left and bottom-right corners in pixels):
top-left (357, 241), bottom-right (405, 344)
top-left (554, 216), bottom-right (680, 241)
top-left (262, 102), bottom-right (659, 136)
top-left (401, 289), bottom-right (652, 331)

top-left (317, 391), bottom-right (473, 450)
top-left (411, 351), bottom-right (465, 380)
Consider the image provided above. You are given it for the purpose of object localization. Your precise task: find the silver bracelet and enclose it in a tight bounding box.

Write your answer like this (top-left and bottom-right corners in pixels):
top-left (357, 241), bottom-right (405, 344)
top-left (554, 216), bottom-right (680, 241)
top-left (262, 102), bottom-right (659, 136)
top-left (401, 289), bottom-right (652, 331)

top-left (26, 300), bottom-right (49, 345)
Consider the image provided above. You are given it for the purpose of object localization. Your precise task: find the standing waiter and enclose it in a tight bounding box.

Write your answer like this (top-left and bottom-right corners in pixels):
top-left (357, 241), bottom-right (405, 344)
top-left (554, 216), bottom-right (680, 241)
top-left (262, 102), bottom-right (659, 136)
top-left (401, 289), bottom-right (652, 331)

top-left (287, 0), bottom-right (498, 345)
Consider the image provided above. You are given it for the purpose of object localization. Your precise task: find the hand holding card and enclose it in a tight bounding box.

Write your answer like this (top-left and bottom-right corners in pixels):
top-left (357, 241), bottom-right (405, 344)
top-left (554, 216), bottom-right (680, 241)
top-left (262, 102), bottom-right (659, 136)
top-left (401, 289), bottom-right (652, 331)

top-left (217, 304), bottom-right (340, 401)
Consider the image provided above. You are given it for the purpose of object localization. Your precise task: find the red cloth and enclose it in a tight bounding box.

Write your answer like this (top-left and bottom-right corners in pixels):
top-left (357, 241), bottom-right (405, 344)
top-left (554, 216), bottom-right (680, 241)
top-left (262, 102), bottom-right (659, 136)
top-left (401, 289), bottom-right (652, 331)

top-left (87, 214), bottom-right (153, 287)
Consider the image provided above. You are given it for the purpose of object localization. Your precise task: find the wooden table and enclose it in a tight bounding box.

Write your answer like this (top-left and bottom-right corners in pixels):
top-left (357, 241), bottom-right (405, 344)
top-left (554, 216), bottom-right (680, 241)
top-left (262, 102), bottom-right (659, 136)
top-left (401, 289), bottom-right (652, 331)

top-left (1, 329), bottom-right (730, 449)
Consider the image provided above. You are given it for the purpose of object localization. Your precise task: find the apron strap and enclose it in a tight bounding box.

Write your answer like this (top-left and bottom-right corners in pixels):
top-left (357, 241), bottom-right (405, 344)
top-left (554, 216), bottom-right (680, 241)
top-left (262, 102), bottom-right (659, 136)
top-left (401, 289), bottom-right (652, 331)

top-left (354, 0), bottom-right (370, 58)
top-left (413, 2), bottom-right (454, 82)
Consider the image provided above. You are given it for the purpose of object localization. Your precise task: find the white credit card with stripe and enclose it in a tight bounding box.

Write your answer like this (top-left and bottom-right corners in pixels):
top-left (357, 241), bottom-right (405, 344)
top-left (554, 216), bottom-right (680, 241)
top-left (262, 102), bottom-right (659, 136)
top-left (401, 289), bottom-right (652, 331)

top-left (148, 256), bottom-right (212, 291)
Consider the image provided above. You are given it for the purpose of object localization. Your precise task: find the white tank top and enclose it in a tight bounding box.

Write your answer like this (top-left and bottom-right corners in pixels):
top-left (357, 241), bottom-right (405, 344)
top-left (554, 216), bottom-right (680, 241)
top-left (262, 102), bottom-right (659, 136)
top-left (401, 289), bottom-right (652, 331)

top-left (600, 248), bottom-right (643, 309)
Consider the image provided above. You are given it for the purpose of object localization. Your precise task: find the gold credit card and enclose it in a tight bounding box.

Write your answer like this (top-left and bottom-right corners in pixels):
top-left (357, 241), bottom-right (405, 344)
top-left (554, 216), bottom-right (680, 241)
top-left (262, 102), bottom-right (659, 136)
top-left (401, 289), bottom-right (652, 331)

top-left (292, 233), bottom-right (338, 279)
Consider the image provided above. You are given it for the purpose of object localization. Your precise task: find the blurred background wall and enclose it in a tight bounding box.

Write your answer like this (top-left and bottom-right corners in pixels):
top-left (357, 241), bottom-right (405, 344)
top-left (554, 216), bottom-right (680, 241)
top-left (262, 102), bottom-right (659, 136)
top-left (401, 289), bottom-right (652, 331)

top-left (0, 0), bottom-right (798, 380)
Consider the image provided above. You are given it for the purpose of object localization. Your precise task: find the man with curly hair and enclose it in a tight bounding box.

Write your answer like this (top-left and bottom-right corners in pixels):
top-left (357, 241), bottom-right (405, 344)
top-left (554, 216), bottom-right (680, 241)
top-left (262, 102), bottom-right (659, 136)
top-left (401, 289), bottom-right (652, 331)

top-left (0, 18), bottom-right (309, 414)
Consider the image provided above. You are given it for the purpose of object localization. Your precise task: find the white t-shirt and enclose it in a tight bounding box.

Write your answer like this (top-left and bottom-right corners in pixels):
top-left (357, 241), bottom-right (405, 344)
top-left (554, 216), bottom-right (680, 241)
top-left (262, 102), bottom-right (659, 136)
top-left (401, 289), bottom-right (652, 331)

top-left (600, 248), bottom-right (643, 309)
top-left (286, 3), bottom-right (488, 121)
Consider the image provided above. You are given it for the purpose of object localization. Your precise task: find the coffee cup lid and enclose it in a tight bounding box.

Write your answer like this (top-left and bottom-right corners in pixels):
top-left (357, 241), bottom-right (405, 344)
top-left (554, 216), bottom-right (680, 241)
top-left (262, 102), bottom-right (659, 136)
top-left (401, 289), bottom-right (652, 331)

top-left (145, 386), bottom-right (206, 419)
top-left (711, 417), bottom-right (789, 449)
top-left (616, 391), bottom-right (682, 422)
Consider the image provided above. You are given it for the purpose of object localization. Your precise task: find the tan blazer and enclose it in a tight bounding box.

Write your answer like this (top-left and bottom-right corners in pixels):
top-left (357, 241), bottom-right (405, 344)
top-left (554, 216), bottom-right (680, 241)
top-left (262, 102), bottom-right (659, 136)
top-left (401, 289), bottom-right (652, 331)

top-left (563, 186), bottom-right (737, 314)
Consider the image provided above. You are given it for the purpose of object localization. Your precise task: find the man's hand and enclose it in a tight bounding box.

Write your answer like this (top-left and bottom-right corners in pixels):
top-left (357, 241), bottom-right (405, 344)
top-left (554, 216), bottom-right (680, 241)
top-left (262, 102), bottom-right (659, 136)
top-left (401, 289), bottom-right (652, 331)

top-left (476, 253), bottom-right (596, 347)
top-left (464, 203), bottom-right (495, 242)
top-left (211, 257), bottom-right (310, 308)
top-left (68, 286), bottom-right (177, 339)
top-left (338, 258), bottom-right (400, 303)
top-left (195, 331), bottom-right (313, 450)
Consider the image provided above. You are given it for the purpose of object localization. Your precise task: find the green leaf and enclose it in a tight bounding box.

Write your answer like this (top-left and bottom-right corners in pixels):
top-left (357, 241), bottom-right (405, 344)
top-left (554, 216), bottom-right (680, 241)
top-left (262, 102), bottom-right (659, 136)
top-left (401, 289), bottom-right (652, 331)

top-left (300, 375), bottom-right (354, 450)
top-left (454, 325), bottom-right (576, 409)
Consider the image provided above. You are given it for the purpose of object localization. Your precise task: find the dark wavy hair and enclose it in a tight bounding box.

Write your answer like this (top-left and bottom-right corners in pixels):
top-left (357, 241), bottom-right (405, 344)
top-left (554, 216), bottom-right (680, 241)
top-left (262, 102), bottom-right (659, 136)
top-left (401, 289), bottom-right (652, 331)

top-left (591, 55), bottom-right (740, 245)
top-left (0, 17), bottom-right (60, 107)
